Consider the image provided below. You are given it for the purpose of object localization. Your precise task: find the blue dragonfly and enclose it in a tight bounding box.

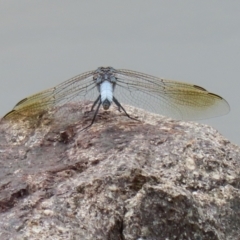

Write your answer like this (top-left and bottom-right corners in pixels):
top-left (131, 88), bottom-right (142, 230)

top-left (3, 67), bottom-right (230, 129)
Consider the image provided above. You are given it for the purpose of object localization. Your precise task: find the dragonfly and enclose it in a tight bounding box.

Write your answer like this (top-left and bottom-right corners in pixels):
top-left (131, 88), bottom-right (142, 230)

top-left (3, 66), bottom-right (230, 129)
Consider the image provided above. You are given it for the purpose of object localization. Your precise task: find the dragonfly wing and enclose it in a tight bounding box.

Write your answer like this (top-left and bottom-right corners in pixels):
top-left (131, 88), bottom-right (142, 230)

top-left (4, 71), bottom-right (99, 120)
top-left (114, 69), bottom-right (230, 120)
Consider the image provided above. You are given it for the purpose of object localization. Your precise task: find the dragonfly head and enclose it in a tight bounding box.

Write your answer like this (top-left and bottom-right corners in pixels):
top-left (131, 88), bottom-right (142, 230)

top-left (102, 99), bottom-right (111, 110)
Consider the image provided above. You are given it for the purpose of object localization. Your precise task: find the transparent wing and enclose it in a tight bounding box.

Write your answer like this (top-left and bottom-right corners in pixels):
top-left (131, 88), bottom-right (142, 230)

top-left (3, 70), bottom-right (99, 120)
top-left (114, 69), bottom-right (230, 120)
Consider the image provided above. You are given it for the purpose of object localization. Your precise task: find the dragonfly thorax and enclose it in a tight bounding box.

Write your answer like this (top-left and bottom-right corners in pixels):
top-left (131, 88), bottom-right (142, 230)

top-left (94, 66), bottom-right (117, 84)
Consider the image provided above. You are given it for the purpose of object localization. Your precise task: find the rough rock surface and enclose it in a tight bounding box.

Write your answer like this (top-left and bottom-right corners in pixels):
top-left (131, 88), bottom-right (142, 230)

top-left (0, 102), bottom-right (239, 240)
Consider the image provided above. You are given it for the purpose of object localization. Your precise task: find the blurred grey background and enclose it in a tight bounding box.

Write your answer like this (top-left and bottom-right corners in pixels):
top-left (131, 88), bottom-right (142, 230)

top-left (0, 1), bottom-right (239, 145)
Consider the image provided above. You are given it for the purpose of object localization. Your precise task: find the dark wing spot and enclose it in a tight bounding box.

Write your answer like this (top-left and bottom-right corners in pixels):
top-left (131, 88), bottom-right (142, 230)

top-left (208, 92), bottom-right (223, 99)
top-left (3, 110), bottom-right (16, 119)
top-left (15, 98), bottom-right (28, 107)
top-left (193, 85), bottom-right (207, 91)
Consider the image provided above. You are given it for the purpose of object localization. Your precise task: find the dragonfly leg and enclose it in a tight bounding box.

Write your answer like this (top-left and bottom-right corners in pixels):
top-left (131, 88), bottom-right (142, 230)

top-left (90, 95), bottom-right (101, 111)
top-left (113, 97), bottom-right (139, 121)
top-left (82, 100), bottom-right (102, 131)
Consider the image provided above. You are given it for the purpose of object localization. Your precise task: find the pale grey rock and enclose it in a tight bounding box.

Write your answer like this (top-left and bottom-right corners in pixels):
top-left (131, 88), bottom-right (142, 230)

top-left (0, 102), bottom-right (239, 240)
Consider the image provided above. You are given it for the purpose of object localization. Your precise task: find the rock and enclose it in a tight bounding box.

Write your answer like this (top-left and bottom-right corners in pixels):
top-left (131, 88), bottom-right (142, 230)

top-left (0, 102), bottom-right (239, 240)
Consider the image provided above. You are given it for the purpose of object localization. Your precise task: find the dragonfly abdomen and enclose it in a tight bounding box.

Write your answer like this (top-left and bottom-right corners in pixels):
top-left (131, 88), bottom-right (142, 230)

top-left (100, 81), bottom-right (113, 110)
